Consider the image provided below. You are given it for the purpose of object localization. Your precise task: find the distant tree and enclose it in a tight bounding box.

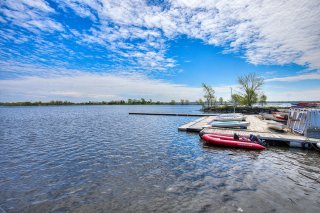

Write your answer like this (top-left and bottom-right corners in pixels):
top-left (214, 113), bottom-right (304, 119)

top-left (196, 99), bottom-right (204, 106)
top-left (141, 98), bottom-right (146, 104)
top-left (231, 94), bottom-right (243, 107)
top-left (237, 73), bottom-right (264, 107)
top-left (259, 94), bottom-right (267, 106)
top-left (170, 100), bottom-right (176, 105)
top-left (180, 99), bottom-right (185, 105)
top-left (219, 97), bottom-right (223, 105)
top-left (185, 100), bottom-right (190, 105)
top-left (202, 83), bottom-right (215, 108)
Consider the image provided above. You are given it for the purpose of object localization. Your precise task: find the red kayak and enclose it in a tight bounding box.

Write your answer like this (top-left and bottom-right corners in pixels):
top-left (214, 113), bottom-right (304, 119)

top-left (201, 134), bottom-right (265, 150)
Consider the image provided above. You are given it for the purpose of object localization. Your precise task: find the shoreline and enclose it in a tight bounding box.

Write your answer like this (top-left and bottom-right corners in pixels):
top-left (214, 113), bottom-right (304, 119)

top-left (202, 106), bottom-right (288, 114)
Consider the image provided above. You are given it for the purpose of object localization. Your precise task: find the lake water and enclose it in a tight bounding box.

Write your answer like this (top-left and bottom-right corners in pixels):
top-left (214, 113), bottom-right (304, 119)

top-left (0, 105), bottom-right (320, 213)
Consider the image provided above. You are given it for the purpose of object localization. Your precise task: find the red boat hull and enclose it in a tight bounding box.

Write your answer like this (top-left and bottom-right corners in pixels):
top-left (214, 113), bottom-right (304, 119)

top-left (205, 133), bottom-right (251, 142)
top-left (274, 115), bottom-right (286, 121)
top-left (201, 134), bottom-right (265, 150)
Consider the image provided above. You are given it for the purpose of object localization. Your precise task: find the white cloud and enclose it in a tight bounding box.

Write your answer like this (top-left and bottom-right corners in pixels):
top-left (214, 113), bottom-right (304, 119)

top-left (0, 0), bottom-right (63, 33)
top-left (0, 72), bottom-right (203, 102)
top-left (266, 72), bottom-right (320, 82)
top-left (21, 0), bottom-right (54, 13)
top-left (0, 16), bottom-right (6, 23)
top-left (1, 0), bottom-right (320, 102)
top-left (57, 0), bottom-right (320, 71)
top-left (265, 87), bottom-right (320, 101)
top-left (1, 62), bottom-right (319, 102)
top-left (1, 0), bottom-right (320, 73)
top-left (0, 61), bottom-right (85, 77)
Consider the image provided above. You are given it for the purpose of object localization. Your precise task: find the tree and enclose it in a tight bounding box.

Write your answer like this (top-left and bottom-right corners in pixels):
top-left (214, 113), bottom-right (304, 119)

top-left (259, 94), bottom-right (267, 106)
top-left (196, 99), bottom-right (204, 106)
top-left (237, 73), bottom-right (264, 107)
top-left (180, 99), bottom-right (185, 105)
top-left (219, 97), bottom-right (223, 105)
top-left (231, 94), bottom-right (243, 107)
top-left (170, 100), bottom-right (176, 105)
top-left (141, 98), bottom-right (146, 104)
top-left (202, 83), bottom-right (215, 108)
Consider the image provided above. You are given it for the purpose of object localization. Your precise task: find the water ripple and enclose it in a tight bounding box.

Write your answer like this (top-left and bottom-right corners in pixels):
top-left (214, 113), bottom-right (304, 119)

top-left (0, 105), bottom-right (320, 212)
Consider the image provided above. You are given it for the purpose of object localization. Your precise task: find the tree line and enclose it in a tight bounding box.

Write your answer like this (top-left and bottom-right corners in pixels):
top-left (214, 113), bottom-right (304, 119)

top-left (0, 99), bottom-right (195, 106)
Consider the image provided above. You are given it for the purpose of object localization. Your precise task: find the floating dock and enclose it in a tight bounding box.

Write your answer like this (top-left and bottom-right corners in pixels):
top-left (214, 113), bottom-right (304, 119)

top-left (129, 112), bottom-right (218, 116)
top-left (179, 115), bottom-right (320, 148)
top-left (178, 116), bottom-right (217, 132)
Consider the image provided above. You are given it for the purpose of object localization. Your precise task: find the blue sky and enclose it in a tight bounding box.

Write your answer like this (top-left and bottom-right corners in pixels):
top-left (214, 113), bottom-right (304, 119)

top-left (0, 0), bottom-right (319, 102)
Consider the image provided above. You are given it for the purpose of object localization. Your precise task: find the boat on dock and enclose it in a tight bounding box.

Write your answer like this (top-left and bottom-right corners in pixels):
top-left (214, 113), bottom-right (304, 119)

top-left (267, 120), bottom-right (285, 131)
top-left (210, 121), bottom-right (249, 128)
top-left (201, 134), bottom-right (265, 150)
top-left (273, 114), bottom-right (286, 122)
top-left (260, 113), bottom-right (274, 120)
top-left (260, 112), bottom-right (287, 122)
top-left (215, 113), bottom-right (245, 121)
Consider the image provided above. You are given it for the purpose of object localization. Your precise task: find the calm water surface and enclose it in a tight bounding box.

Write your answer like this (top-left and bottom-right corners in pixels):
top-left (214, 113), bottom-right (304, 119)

top-left (0, 105), bottom-right (320, 213)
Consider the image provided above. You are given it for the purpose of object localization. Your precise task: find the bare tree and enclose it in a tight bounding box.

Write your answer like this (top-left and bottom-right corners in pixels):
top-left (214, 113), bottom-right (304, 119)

top-left (202, 83), bottom-right (215, 108)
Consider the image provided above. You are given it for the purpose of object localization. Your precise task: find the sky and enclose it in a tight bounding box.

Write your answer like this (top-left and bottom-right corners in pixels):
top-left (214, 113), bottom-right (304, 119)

top-left (0, 0), bottom-right (320, 102)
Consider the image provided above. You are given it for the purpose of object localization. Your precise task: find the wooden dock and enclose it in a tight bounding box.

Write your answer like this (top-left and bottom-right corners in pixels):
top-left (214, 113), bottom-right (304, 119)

top-left (178, 116), bottom-right (217, 132)
top-left (178, 115), bottom-right (320, 148)
top-left (129, 112), bottom-right (218, 116)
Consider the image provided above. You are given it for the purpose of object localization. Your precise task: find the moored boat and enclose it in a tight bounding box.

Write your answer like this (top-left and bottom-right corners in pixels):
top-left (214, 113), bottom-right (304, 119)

top-left (205, 133), bottom-right (251, 142)
top-left (201, 134), bottom-right (265, 150)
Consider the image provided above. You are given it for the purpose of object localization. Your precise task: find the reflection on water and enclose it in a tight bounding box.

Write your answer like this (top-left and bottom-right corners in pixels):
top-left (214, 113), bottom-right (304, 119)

top-left (0, 105), bottom-right (319, 212)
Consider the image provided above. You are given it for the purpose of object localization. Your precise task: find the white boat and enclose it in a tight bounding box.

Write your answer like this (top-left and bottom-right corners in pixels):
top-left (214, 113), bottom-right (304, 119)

top-left (211, 121), bottom-right (249, 128)
top-left (267, 121), bottom-right (285, 131)
top-left (215, 113), bottom-right (245, 121)
top-left (260, 113), bottom-right (274, 120)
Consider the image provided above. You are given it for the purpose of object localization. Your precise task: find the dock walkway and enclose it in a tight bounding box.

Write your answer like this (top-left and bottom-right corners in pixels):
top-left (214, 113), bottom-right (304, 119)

top-left (178, 116), bottom-right (216, 132)
top-left (129, 112), bottom-right (218, 116)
